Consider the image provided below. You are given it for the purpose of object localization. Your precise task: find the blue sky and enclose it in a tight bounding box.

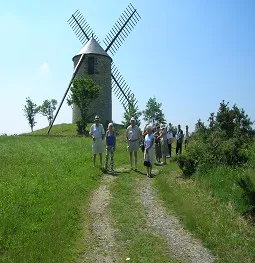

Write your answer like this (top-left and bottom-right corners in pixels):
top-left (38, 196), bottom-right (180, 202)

top-left (0, 0), bottom-right (254, 134)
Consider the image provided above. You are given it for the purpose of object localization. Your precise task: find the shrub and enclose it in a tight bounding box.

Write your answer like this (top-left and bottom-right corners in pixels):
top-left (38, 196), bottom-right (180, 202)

top-left (177, 155), bottom-right (197, 177)
top-left (237, 175), bottom-right (255, 213)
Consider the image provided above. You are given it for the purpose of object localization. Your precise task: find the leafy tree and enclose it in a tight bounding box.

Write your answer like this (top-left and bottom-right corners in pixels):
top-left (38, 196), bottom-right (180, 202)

top-left (143, 97), bottom-right (166, 125)
top-left (23, 97), bottom-right (38, 132)
top-left (38, 99), bottom-right (57, 125)
top-left (122, 96), bottom-right (142, 127)
top-left (195, 118), bottom-right (207, 133)
top-left (67, 77), bottom-right (101, 134)
top-left (215, 100), bottom-right (254, 139)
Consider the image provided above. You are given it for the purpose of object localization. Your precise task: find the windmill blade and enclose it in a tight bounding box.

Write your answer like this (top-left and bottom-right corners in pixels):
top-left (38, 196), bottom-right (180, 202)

top-left (67, 10), bottom-right (100, 45)
top-left (103, 3), bottom-right (141, 56)
top-left (111, 63), bottom-right (138, 110)
top-left (48, 54), bottom-right (85, 134)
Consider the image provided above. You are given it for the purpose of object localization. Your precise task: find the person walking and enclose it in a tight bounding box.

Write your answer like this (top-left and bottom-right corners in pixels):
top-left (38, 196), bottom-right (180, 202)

top-left (89, 115), bottom-right (105, 166)
top-left (144, 125), bottom-right (155, 177)
top-left (126, 117), bottom-right (141, 170)
top-left (176, 124), bottom-right (184, 155)
top-left (104, 123), bottom-right (116, 172)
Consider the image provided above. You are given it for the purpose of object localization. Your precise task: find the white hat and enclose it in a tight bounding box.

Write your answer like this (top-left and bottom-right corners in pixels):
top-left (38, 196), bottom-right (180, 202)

top-left (94, 115), bottom-right (100, 121)
top-left (130, 117), bottom-right (135, 122)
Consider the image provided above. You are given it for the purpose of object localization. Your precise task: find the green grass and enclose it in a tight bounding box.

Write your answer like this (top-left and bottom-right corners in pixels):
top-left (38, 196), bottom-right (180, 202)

top-left (154, 161), bottom-right (255, 262)
top-left (2, 124), bottom-right (255, 262)
top-left (0, 135), bottom-right (101, 262)
top-left (23, 123), bottom-right (78, 136)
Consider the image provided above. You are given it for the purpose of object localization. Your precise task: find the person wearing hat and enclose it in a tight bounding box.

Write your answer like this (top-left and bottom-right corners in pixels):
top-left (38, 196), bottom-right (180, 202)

top-left (89, 115), bottom-right (105, 166)
top-left (126, 117), bottom-right (141, 170)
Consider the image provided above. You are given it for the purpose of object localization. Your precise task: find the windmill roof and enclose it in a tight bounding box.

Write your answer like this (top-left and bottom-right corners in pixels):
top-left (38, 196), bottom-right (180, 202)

top-left (73, 38), bottom-right (111, 60)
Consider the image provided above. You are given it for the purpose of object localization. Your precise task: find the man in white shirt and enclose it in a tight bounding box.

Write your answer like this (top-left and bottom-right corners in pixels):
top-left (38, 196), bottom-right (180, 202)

top-left (89, 115), bottom-right (105, 166)
top-left (126, 117), bottom-right (141, 170)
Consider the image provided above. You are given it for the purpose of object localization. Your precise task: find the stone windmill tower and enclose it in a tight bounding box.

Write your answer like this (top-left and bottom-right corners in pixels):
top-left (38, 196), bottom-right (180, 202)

top-left (48, 4), bottom-right (140, 133)
top-left (72, 38), bottom-right (112, 123)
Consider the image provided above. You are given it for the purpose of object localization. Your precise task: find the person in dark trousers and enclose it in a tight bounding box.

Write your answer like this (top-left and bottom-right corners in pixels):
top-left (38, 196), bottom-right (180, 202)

top-left (167, 128), bottom-right (173, 157)
top-left (175, 124), bottom-right (184, 155)
top-left (104, 123), bottom-right (116, 172)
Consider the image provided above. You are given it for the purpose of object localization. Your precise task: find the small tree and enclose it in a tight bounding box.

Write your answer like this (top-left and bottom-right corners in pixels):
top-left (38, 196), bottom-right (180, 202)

top-left (23, 97), bottom-right (38, 132)
top-left (143, 97), bottom-right (166, 125)
top-left (67, 77), bottom-right (101, 134)
top-left (122, 96), bottom-right (142, 127)
top-left (38, 99), bottom-right (57, 125)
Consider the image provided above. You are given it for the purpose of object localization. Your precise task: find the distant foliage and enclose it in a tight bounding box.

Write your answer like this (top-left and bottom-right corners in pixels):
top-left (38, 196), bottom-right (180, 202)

top-left (143, 97), bottom-right (166, 126)
top-left (237, 176), bottom-right (255, 213)
top-left (23, 97), bottom-right (38, 132)
top-left (177, 100), bottom-right (254, 176)
top-left (38, 99), bottom-right (57, 125)
top-left (122, 96), bottom-right (142, 128)
top-left (67, 77), bottom-right (101, 134)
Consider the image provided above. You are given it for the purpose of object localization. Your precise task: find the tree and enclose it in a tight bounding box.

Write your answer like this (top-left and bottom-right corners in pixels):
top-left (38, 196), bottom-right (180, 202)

top-left (215, 100), bottom-right (254, 139)
top-left (23, 97), bottom-right (38, 132)
top-left (122, 96), bottom-right (142, 127)
top-left (143, 97), bottom-right (166, 125)
top-left (67, 77), bottom-right (101, 134)
top-left (38, 99), bottom-right (57, 125)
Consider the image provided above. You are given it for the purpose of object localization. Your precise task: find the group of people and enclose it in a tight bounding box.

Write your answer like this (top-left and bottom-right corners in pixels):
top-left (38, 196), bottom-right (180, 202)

top-left (89, 115), bottom-right (189, 177)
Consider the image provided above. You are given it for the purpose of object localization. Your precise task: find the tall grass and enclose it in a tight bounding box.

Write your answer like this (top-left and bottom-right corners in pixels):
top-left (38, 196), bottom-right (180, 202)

top-left (154, 160), bottom-right (255, 262)
top-left (0, 136), bottom-right (100, 262)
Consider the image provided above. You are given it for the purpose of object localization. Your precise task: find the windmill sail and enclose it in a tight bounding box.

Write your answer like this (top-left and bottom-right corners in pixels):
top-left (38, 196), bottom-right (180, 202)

top-left (103, 3), bottom-right (141, 56)
top-left (67, 10), bottom-right (100, 45)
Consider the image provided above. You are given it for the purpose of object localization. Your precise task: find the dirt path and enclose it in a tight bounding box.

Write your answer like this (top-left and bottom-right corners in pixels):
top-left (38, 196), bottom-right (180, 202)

top-left (78, 168), bottom-right (214, 262)
top-left (138, 178), bottom-right (215, 263)
top-left (78, 175), bottom-right (118, 263)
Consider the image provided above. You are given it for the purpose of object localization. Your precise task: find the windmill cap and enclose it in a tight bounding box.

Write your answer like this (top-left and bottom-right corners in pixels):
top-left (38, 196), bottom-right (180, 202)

top-left (73, 38), bottom-right (112, 60)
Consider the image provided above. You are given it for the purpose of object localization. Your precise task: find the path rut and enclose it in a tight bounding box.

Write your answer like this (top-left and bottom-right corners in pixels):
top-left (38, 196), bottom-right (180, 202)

top-left (138, 178), bottom-right (215, 263)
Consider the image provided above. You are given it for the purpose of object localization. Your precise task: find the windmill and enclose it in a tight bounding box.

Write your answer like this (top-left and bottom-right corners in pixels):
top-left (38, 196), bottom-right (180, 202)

top-left (48, 3), bottom-right (141, 133)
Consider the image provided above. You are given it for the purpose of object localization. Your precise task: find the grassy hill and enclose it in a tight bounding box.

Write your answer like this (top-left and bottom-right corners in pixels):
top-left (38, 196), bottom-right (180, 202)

top-left (1, 124), bottom-right (255, 262)
top-left (22, 123), bottom-right (78, 136)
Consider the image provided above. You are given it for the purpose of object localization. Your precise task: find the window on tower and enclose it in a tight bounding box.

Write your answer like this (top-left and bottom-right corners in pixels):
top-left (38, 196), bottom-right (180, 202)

top-left (88, 57), bottom-right (95, 75)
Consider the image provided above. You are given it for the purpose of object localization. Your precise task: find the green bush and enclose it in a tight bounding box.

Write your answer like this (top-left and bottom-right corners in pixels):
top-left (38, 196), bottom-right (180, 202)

top-left (237, 175), bottom-right (255, 212)
top-left (178, 101), bottom-right (254, 176)
top-left (177, 155), bottom-right (197, 177)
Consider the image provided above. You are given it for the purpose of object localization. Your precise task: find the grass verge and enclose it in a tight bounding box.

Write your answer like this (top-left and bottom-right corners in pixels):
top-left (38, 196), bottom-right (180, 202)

top-left (154, 161), bottom-right (255, 263)
top-left (0, 135), bottom-right (101, 262)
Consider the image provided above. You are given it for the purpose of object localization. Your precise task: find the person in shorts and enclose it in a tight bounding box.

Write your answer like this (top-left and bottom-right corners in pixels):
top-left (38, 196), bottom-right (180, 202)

top-left (89, 115), bottom-right (105, 166)
top-left (126, 117), bottom-right (141, 170)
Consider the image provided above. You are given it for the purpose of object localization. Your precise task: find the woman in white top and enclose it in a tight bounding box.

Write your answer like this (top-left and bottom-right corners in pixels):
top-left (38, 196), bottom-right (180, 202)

top-left (144, 126), bottom-right (155, 177)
